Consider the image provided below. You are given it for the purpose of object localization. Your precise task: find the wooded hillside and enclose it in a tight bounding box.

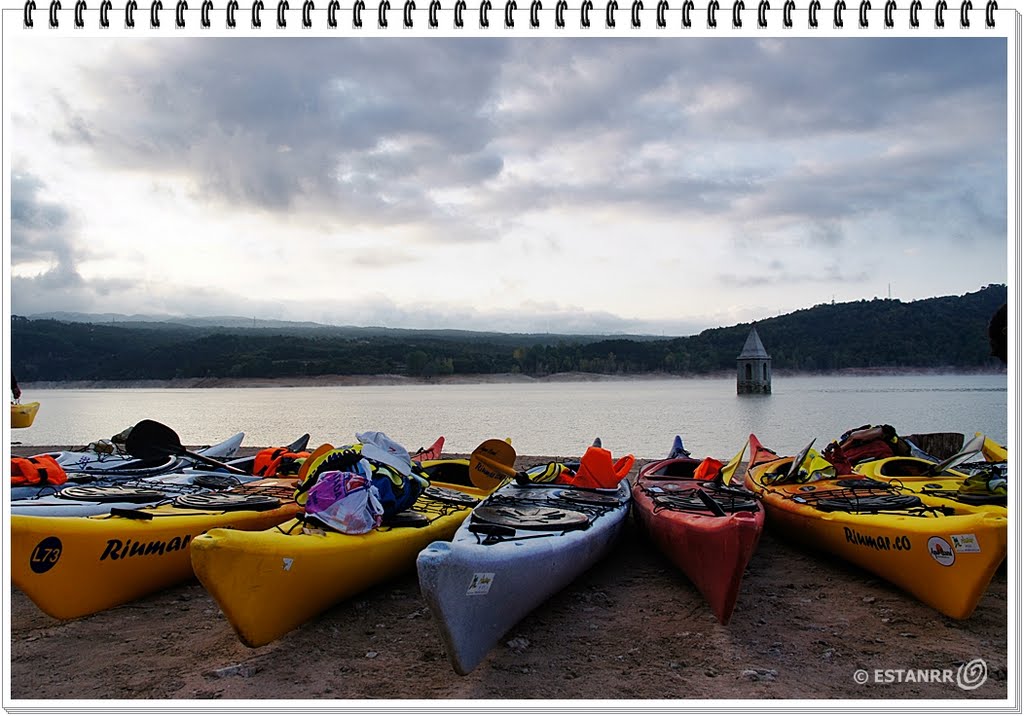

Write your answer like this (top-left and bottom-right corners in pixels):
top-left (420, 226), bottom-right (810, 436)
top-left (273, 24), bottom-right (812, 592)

top-left (11, 285), bottom-right (1006, 382)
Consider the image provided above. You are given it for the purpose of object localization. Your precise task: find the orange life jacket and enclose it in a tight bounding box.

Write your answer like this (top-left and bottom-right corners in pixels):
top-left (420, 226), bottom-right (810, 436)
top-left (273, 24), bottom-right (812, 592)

top-left (11, 455), bottom-right (68, 486)
top-left (253, 448), bottom-right (312, 477)
top-left (556, 446), bottom-right (635, 489)
top-left (692, 457), bottom-right (724, 482)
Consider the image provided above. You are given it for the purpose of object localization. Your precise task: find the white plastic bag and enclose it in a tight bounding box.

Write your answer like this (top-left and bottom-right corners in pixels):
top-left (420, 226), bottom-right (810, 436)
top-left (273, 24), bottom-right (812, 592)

top-left (304, 470), bottom-right (384, 535)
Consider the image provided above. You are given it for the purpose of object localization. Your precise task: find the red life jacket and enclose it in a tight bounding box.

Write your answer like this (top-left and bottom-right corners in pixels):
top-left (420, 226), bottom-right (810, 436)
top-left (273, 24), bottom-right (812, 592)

top-left (11, 455), bottom-right (68, 486)
top-left (838, 424), bottom-right (912, 464)
top-left (253, 448), bottom-right (312, 477)
top-left (838, 438), bottom-right (894, 465)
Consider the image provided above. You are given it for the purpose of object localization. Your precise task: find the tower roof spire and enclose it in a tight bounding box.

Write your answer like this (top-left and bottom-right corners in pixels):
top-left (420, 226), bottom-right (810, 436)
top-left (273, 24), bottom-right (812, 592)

top-left (737, 326), bottom-right (770, 359)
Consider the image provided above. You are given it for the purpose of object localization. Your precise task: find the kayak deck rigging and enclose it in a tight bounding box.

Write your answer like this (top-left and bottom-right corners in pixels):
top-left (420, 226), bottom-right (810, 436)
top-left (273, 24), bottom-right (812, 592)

top-left (644, 483), bottom-right (760, 515)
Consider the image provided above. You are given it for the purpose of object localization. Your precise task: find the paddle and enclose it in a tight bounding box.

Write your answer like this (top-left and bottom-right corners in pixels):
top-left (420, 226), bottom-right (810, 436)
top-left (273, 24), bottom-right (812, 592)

top-left (297, 443), bottom-right (337, 483)
top-left (125, 419), bottom-right (249, 476)
top-left (925, 432), bottom-right (988, 476)
top-left (720, 442), bottom-right (748, 487)
top-left (783, 439), bottom-right (816, 483)
top-left (468, 438), bottom-right (522, 490)
top-left (694, 487), bottom-right (728, 517)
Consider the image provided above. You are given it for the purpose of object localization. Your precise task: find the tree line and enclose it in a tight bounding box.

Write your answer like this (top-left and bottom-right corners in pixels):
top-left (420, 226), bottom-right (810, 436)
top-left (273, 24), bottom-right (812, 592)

top-left (11, 285), bottom-right (1007, 382)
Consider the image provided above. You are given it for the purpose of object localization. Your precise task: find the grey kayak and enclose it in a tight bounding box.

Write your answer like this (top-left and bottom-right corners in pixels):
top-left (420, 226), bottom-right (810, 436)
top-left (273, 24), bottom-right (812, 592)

top-left (416, 478), bottom-right (631, 675)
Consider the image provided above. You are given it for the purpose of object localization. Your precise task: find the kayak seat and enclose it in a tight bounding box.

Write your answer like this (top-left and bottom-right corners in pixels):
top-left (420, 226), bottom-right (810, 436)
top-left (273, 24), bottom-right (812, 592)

top-left (421, 462), bottom-right (473, 487)
top-left (647, 461), bottom-right (700, 479)
top-left (874, 458), bottom-right (943, 478)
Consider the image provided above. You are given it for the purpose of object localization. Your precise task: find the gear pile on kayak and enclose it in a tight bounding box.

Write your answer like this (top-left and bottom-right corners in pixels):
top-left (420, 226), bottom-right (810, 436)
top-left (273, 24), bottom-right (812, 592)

top-left (8, 419), bottom-right (1008, 675)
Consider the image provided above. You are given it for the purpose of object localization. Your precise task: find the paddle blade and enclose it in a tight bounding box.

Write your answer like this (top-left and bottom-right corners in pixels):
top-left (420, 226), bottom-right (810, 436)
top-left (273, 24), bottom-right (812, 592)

top-left (695, 487), bottom-right (728, 517)
top-left (469, 439), bottom-right (518, 491)
top-left (928, 432), bottom-right (988, 475)
top-left (298, 443), bottom-right (337, 483)
top-left (124, 419), bottom-right (250, 475)
top-left (978, 432), bottom-right (1008, 463)
top-left (721, 442), bottom-right (748, 486)
top-left (785, 439), bottom-right (816, 483)
top-left (124, 419), bottom-right (185, 460)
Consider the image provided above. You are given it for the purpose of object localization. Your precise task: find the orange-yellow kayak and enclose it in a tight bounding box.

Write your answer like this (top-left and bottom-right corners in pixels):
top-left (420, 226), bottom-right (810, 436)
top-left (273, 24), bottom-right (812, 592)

top-left (11, 478), bottom-right (301, 620)
top-left (744, 434), bottom-right (1006, 620)
top-left (191, 475), bottom-right (489, 648)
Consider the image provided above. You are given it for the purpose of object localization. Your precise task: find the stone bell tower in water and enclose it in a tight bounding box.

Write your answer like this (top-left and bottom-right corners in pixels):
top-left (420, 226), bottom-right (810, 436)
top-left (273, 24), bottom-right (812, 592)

top-left (737, 326), bottom-right (772, 394)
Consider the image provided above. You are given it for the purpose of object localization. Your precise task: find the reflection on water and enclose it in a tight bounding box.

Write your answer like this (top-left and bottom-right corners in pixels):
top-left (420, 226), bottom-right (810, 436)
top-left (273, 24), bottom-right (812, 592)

top-left (11, 373), bottom-right (1008, 459)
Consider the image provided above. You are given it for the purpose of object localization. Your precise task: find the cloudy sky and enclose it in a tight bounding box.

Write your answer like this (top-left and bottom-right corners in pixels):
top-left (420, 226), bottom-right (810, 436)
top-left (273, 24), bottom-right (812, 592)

top-left (4, 36), bottom-right (1008, 336)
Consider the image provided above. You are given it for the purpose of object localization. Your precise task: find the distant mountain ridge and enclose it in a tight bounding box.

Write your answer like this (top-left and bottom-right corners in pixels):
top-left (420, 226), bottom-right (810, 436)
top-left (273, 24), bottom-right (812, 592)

top-left (21, 312), bottom-right (665, 344)
top-left (12, 285), bottom-right (1007, 382)
top-left (28, 312), bottom-right (337, 330)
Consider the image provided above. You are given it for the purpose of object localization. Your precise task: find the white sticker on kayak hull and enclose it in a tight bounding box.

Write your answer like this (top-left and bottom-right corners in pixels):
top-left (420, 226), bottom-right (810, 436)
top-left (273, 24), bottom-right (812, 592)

top-left (928, 537), bottom-right (956, 566)
top-left (951, 533), bottom-right (981, 554)
top-left (467, 572), bottom-right (495, 595)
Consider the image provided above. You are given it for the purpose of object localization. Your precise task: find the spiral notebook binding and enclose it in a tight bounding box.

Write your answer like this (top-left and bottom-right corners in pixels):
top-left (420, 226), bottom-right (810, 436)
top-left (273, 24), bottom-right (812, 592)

top-left (23, 0), bottom-right (1004, 30)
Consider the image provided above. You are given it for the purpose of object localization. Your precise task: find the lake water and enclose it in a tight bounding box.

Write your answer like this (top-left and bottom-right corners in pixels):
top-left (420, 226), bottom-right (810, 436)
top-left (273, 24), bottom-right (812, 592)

top-left (9, 373), bottom-right (1008, 460)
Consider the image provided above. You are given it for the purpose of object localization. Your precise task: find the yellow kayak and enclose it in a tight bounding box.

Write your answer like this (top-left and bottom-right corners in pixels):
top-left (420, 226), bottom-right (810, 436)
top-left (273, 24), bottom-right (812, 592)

top-left (11, 479), bottom-right (301, 620)
top-left (191, 477), bottom-right (490, 648)
top-left (852, 432), bottom-right (1007, 515)
top-left (11, 401), bottom-right (40, 428)
top-left (853, 459), bottom-right (1006, 515)
top-left (980, 433), bottom-right (1008, 463)
top-left (745, 435), bottom-right (1006, 620)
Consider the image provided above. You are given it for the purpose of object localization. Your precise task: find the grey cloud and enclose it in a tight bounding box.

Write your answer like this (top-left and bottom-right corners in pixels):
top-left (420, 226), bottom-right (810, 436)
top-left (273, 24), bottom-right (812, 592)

top-left (9, 172), bottom-right (150, 315)
top-left (35, 37), bottom-right (1006, 253)
top-left (10, 172), bottom-right (80, 268)
top-left (57, 39), bottom-right (508, 226)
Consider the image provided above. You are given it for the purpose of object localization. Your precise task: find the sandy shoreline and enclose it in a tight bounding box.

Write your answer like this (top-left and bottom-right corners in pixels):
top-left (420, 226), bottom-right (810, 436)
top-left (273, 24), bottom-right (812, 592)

top-left (6, 445), bottom-right (1009, 701)
top-left (19, 366), bottom-right (1005, 390)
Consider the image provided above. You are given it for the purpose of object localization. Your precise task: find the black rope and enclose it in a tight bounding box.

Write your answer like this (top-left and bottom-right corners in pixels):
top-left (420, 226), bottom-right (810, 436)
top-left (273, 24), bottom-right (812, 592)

top-left (786, 485), bottom-right (952, 517)
top-left (647, 485), bottom-right (759, 515)
top-left (482, 490), bottom-right (622, 522)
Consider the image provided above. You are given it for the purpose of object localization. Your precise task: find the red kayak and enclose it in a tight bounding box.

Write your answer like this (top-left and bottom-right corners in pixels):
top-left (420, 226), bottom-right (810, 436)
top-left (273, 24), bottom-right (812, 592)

top-left (631, 436), bottom-right (764, 625)
top-left (412, 436), bottom-right (445, 462)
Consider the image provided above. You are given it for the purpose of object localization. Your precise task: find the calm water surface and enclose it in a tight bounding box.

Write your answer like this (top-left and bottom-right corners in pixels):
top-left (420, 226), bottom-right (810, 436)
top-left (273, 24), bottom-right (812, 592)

top-left (11, 374), bottom-right (1007, 459)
